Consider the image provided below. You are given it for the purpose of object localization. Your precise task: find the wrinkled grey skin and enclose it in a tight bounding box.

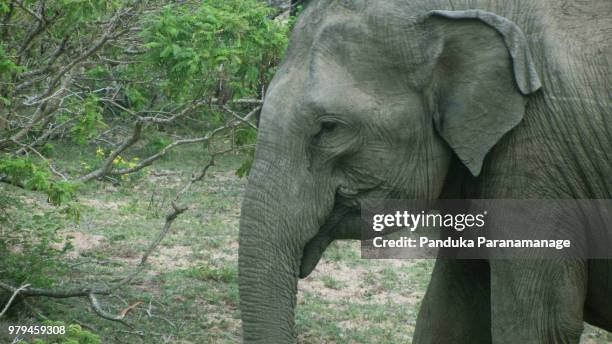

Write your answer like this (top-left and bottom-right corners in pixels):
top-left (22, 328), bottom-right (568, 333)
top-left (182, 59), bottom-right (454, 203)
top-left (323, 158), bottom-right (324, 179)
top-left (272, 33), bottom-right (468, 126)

top-left (238, 0), bottom-right (612, 342)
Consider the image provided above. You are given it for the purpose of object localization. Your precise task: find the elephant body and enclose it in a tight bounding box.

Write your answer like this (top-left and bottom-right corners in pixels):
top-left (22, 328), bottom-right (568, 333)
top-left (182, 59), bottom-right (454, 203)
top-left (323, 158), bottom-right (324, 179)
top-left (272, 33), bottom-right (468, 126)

top-left (238, 0), bottom-right (612, 342)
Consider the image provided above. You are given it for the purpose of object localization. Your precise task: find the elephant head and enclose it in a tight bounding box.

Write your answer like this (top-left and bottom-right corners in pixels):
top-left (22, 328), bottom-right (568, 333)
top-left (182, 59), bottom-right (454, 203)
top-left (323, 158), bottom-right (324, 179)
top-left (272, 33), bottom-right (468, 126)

top-left (239, 1), bottom-right (541, 342)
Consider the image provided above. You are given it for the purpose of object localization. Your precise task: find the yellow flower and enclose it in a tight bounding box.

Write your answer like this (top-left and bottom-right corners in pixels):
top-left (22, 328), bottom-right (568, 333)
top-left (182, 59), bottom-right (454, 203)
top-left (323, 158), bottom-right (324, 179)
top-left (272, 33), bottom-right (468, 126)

top-left (96, 147), bottom-right (105, 157)
top-left (113, 156), bottom-right (124, 165)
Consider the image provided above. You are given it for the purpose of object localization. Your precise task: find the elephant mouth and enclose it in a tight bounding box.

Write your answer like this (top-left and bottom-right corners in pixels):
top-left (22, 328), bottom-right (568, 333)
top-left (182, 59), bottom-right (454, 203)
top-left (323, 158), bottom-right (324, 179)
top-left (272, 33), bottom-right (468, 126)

top-left (299, 192), bottom-right (365, 278)
top-left (300, 182), bottom-right (388, 278)
top-left (336, 181), bottom-right (385, 208)
top-left (338, 185), bottom-right (359, 198)
top-left (321, 201), bottom-right (359, 236)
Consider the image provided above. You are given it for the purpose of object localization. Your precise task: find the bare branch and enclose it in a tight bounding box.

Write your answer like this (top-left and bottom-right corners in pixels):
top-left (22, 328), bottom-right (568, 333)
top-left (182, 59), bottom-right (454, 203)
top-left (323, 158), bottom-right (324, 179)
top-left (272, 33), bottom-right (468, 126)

top-left (18, 36), bottom-right (69, 80)
top-left (0, 73), bottom-right (68, 149)
top-left (88, 293), bottom-right (132, 327)
top-left (0, 283), bottom-right (30, 318)
top-left (45, 10), bottom-right (124, 94)
top-left (136, 100), bottom-right (208, 124)
top-left (211, 98), bottom-right (263, 105)
top-left (0, 281), bottom-right (109, 298)
top-left (222, 105), bottom-right (260, 129)
top-left (12, 142), bottom-right (68, 180)
top-left (14, 118), bottom-right (76, 154)
top-left (77, 121), bottom-right (144, 182)
top-left (13, 0), bottom-right (43, 23)
top-left (14, 2), bottom-right (63, 62)
top-left (175, 156), bottom-right (217, 202)
top-left (108, 107), bottom-right (255, 176)
top-left (0, 5), bottom-right (137, 150)
top-left (111, 202), bottom-right (188, 289)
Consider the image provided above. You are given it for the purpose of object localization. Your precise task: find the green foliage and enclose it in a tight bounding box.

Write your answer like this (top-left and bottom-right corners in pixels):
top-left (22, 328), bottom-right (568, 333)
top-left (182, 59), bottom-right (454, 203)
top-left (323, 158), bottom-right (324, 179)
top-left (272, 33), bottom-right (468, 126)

top-left (234, 127), bottom-right (257, 146)
top-left (235, 148), bottom-right (254, 178)
top-left (0, 43), bottom-right (21, 106)
top-left (188, 264), bottom-right (237, 283)
top-left (45, 0), bottom-right (116, 33)
top-left (40, 143), bottom-right (56, 156)
top-left (47, 181), bottom-right (77, 206)
top-left (234, 128), bottom-right (257, 177)
top-left (0, 44), bottom-right (22, 79)
top-left (125, 86), bottom-right (147, 111)
top-left (71, 96), bottom-right (107, 145)
top-left (1, 0), bottom-right (289, 176)
top-left (287, 5), bottom-right (304, 30)
top-left (141, 0), bottom-right (288, 98)
top-left (0, 1), bottom-right (10, 15)
top-left (148, 134), bottom-right (172, 153)
top-left (0, 199), bottom-right (69, 288)
top-left (0, 156), bottom-right (77, 206)
top-left (0, 170), bottom-right (80, 308)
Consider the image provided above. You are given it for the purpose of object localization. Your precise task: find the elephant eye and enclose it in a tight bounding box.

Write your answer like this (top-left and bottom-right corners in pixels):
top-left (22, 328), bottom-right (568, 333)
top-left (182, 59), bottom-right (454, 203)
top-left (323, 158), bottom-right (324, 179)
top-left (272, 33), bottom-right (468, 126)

top-left (320, 121), bottom-right (337, 132)
top-left (313, 120), bottom-right (338, 145)
top-left (311, 118), bottom-right (360, 156)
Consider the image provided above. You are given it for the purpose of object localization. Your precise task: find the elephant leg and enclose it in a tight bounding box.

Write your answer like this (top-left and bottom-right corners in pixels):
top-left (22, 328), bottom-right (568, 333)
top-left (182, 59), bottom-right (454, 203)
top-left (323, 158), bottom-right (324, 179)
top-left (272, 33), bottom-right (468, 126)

top-left (413, 259), bottom-right (491, 344)
top-left (489, 260), bottom-right (587, 344)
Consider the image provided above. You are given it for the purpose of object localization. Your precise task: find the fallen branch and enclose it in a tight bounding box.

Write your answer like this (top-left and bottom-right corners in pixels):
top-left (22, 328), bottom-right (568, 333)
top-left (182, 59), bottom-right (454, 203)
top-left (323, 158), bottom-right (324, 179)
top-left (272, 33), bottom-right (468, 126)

top-left (145, 300), bottom-right (176, 329)
top-left (88, 293), bottom-right (131, 328)
top-left (118, 301), bottom-right (142, 318)
top-left (0, 150), bottom-right (219, 327)
top-left (0, 197), bottom-right (185, 327)
top-left (0, 283), bottom-right (30, 318)
top-left (0, 281), bottom-right (108, 299)
top-left (0, 197), bottom-right (187, 325)
top-left (111, 201), bottom-right (188, 289)
top-left (174, 153), bottom-right (218, 203)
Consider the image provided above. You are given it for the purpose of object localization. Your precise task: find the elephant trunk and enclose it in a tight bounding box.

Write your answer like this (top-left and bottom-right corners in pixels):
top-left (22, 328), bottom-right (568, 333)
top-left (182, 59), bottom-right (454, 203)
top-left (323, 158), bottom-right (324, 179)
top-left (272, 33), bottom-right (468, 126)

top-left (239, 198), bottom-right (299, 341)
top-left (239, 156), bottom-right (324, 342)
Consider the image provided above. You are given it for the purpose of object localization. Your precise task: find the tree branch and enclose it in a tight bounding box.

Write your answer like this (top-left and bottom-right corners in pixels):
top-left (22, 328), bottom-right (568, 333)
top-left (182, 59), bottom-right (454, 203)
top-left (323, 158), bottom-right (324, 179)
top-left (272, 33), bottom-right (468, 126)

top-left (0, 281), bottom-right (109, 298)
top-left (222, 105), bottom-right (260, 129)
top-left (77, 121), bottom-right (143, 182)
top-left (88, 293), bottom-right (131, 328)
top-left (0, 283), bottom-right (30, 318)
top-left (0, 5), bottom-right (137, 150)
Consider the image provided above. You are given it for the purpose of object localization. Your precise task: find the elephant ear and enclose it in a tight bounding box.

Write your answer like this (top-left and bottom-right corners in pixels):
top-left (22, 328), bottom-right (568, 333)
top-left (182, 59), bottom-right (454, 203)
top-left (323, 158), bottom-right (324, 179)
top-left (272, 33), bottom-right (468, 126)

top-left (424, 10), bottom-right (542, 176)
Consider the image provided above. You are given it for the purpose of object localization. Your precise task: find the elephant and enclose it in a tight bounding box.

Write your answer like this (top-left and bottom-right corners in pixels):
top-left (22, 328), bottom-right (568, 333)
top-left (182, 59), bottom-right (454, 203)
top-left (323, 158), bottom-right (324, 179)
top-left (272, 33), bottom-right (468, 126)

top-left (238, 0), bottom-right (612, 342)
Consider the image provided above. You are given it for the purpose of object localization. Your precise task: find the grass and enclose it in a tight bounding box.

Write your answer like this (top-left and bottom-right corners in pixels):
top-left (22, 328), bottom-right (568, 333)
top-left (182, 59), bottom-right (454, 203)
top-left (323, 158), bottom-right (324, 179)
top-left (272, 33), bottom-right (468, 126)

top-left (1, 142), bottom-right (611, 343)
